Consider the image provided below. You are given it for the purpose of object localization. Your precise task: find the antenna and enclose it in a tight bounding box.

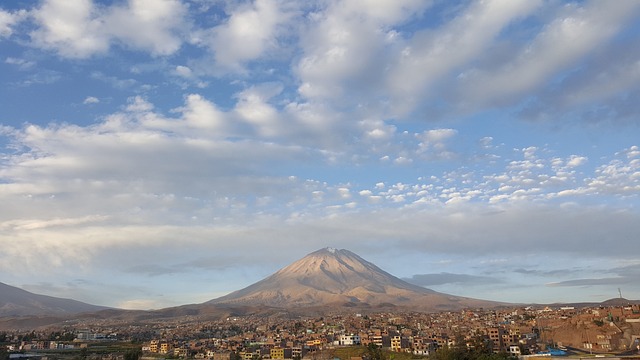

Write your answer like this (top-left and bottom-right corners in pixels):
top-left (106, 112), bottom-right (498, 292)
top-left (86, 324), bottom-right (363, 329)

top-left (618, 288), bottom-right (622, 299)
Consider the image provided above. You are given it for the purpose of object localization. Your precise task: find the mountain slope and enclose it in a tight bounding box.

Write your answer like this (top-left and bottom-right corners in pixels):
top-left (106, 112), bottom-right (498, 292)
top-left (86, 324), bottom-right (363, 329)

top-left (208, 248), bottom-right (503, 311)
top-left (0, 282), bottom-right (108, 317)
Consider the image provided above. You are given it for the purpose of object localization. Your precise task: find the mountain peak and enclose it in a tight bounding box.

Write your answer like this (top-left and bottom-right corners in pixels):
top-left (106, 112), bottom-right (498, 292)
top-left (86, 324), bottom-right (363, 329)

top-left (310, 247), bottom-right (350, 256)
top-left (208, 248), bottom-right (502, 311)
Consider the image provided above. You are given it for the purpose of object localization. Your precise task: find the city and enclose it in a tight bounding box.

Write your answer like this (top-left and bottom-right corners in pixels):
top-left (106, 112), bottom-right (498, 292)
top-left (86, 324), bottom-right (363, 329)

top-left (3, 302), bottom-right (640, 360)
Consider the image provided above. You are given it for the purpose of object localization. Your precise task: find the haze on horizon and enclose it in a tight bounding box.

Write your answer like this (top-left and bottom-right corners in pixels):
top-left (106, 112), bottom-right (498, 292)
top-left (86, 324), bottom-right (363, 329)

top-left (0, 0), bottom-right (639, 310)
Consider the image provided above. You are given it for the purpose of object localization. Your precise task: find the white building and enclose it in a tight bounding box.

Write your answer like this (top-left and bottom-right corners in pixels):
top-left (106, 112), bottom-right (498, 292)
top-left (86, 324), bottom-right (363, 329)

top-left (509, 345), bottom-right (521, 357)
top-left (338, 335), bottom-right (361, 346)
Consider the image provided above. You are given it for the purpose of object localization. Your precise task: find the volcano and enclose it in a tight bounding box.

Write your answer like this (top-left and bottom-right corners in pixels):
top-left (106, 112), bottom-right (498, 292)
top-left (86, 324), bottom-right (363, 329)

top-left (208, 248), bottom-right (503, 311)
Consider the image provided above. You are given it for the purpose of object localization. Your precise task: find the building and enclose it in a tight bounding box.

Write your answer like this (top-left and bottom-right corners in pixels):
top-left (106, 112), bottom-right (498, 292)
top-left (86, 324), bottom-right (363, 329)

top-left (508, 345), bottom-right (521, 357)
top-left (270, 348), bottom-right (284, 359)
top-left (487, 327), bottom-right (505, 352)
top-left (338, 335), bottom-right (361, 346)
top-left (390, 336), bottom-right (401, 352)
top-left (160, 342), bottom-right (172, 355)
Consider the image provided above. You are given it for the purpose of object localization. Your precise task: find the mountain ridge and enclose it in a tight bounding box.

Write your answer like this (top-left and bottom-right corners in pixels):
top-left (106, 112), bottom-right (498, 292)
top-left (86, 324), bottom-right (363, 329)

top-left (1, 249), bottom-right (639, 329)
top-left (0, 282), bottom-right (109, 317)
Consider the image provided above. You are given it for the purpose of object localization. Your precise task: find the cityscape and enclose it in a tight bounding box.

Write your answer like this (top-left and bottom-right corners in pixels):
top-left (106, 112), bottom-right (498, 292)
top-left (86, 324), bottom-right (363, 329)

top-left (2, 302), bottom-right (640, 360)
top-left (2, 248), bottom-right (640, 360)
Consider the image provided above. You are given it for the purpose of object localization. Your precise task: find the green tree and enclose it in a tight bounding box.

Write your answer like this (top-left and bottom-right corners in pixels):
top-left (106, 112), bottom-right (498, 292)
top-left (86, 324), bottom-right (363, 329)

top-left (429, 343), bottom-right (515, 360)
top-left (365, 343), bottom-right (385, 360)
top-left (124, 348), bottom-right (142, 360)
top-left (0, 346), bottom-right (9, 360)
top-left (73, 347), bottom-right (88, 360)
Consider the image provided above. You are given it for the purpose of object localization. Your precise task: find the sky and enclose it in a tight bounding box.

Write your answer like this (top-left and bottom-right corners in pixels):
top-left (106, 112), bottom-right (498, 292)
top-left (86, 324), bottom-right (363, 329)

top-left (1, 0), bottom-right (639, 311)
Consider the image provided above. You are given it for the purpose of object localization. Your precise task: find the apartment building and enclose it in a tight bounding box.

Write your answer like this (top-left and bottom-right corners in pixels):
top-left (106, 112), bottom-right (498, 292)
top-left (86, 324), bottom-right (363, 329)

top-left (270, 348), bottom-right (284, 359)
top-left (338, 335), bottom-right (361, 346)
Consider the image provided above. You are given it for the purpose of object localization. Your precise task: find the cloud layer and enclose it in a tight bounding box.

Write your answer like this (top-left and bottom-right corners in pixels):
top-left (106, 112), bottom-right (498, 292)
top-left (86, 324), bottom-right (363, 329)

top-left (1, 0), bottom-right (639, 308)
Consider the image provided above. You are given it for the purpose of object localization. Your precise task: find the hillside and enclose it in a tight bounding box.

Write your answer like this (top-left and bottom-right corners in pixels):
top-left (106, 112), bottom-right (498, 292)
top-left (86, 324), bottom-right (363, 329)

top-left (0, 282), bottom-right (108, 317)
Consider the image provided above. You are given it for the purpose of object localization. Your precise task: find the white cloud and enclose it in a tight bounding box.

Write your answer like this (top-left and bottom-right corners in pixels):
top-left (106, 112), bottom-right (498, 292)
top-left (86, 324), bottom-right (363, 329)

top-left (203, 0), bottom-right (294, 72)
top-left (358, 190), bottom-right (372, 197)
top-left (563, 57), bottom-right (640, 110)
top-left (393, 156), bottom-right (412, 165)
top-left (171, 65), bottom-right (209, 89)
top-left (479, 137), bottom-right (494, 150)
top-left (3, 197), bottom-right (638, 283)
top-left (459, 0), bottom-right (640, 108)
top-left (5, 57), bottom-right (36, 70)
top-left (586, 148), bottom-right (640, 196)
top-left (419, 128), bottom-right (457, 143)
top-left (0, 9), bottom-right (26, 38)
top-left (0, 10), bottom-right (13, 38)
top-left (566, 155), bottom-right (587, 168)
top-left (337, 187), bottom-right (351, 199)
top-left (0, 215), bottom-right (108, 231)
top-left (234, 83), bottom-right (284, 137)
top-left (175, 65), bottom-right (192, 78)
top-left (125, 95), bottom-right (154, 113)
top-left (416, 128), bottom-right (458, 159)
top-left (176, 94), bottom-right (227, 132)
top-left (104, 0), bottom-right (187, 56)
top-left (29, 0), bottom-right (187, 58)
top-left (0, 96), bottom-right (305, 204)
top-left (30, 0), bottom-right (110, 58)
top-left (296, 0), bottom-right (429, 103)
top-left (283, 101), bottom-right (359, 150)
top-left (626, 146), bottom-right (640, 159)
top-left (360, 119), bottom-right (396, 141)
top-left (83, 96), bottom-right (100, 104)
top-left (386, 0), bottom-right (542, 115)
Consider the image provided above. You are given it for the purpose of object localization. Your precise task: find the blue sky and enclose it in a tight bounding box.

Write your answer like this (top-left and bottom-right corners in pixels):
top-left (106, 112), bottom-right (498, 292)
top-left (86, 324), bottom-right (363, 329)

top-left (1, 0), bottom-right (639, 310)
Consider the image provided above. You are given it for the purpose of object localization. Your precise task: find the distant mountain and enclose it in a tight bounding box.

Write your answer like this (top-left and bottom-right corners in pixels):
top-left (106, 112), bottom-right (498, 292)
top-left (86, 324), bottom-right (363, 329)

top-left (558, 297), bottom-right (640, 309)
top-left (207, 247), bottom-right (504, 311)
top-left (600, 297), bottom-right (640, 306)
top-left (0, 282), bottom-right (108, 317)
